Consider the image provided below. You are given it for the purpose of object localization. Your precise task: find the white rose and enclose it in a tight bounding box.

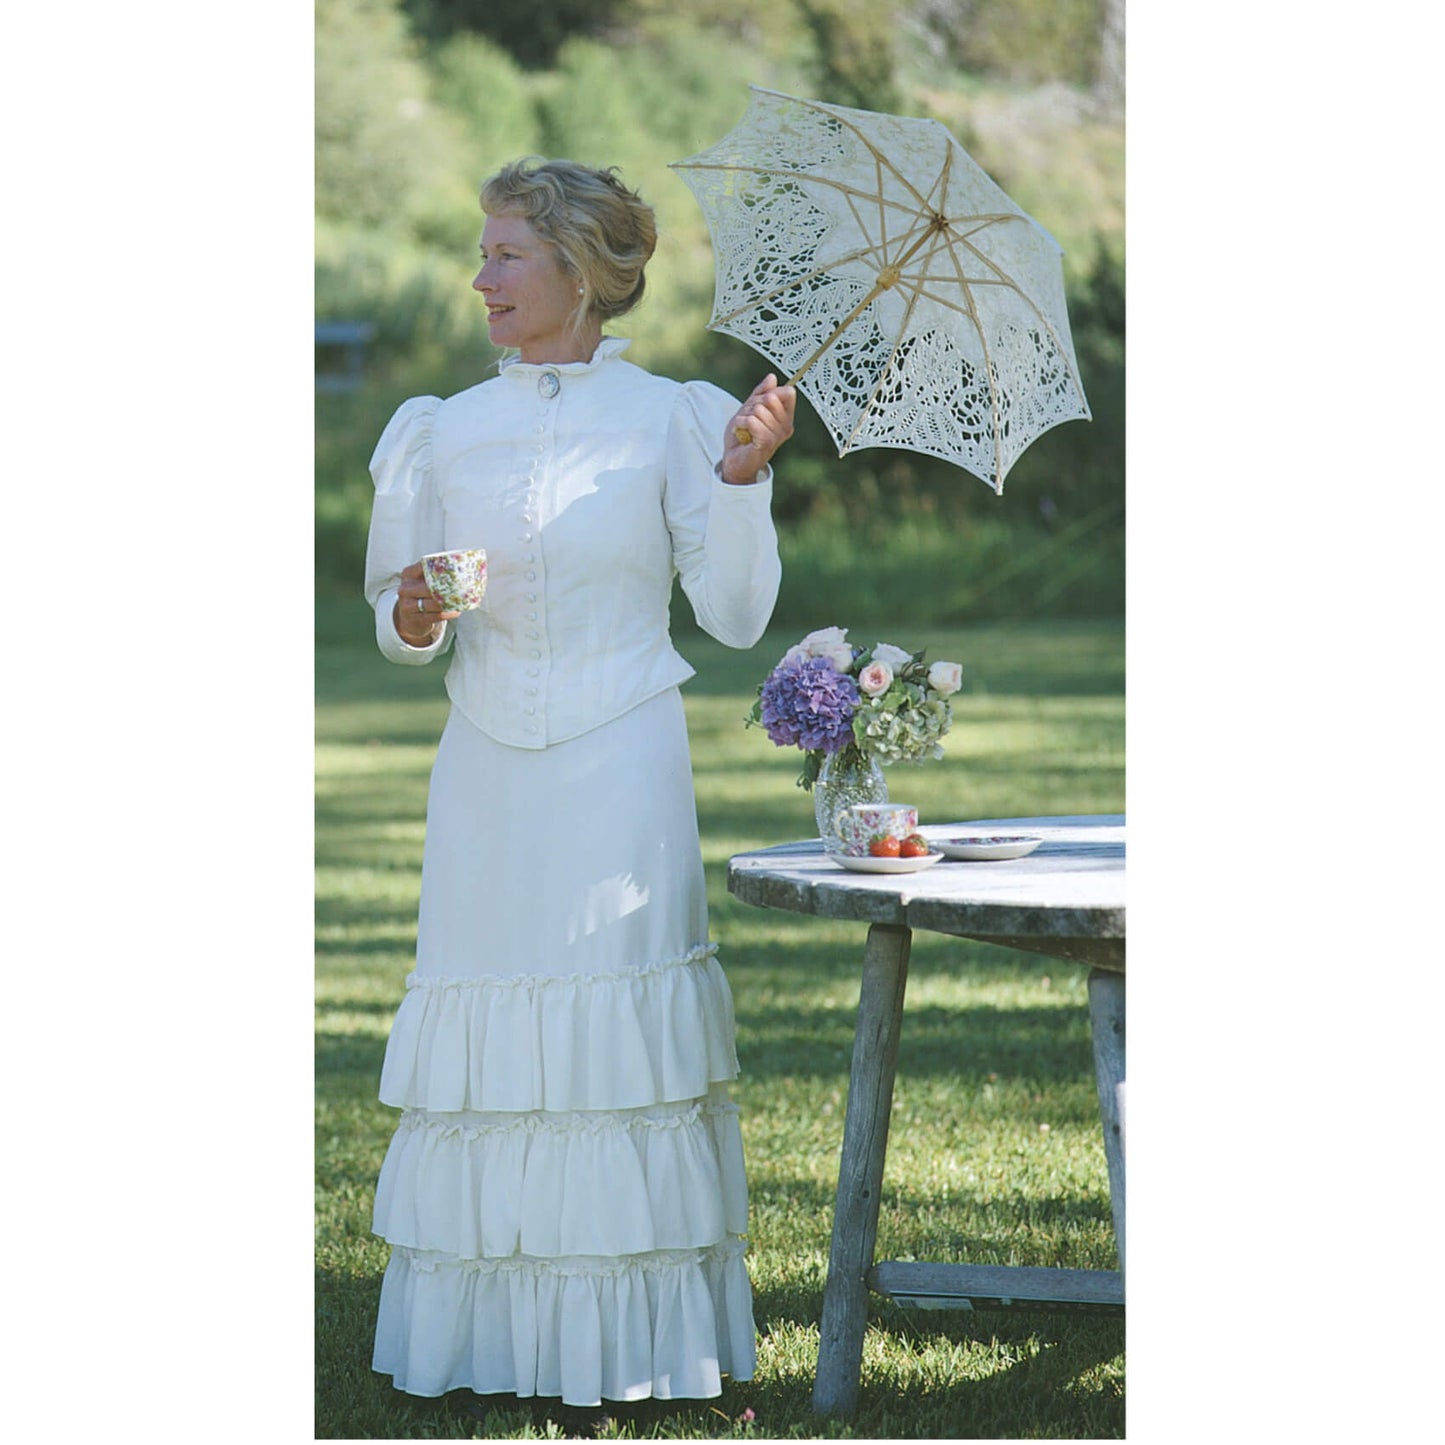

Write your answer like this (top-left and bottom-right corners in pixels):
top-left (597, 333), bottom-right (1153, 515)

top-left (791, 627), bottom-right (850, 671)
top-left (871, 642), bottom-right (914, 671)
top-left (927, 660), bottom-right (963, 696)
top-left (801, 626), bottom-right (848, 655)
top-left (782, 627), bottom-right (853, 671)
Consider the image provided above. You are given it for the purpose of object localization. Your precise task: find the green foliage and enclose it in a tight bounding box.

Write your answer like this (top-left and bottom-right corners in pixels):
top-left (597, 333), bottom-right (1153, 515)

top-left (404, 0), bottom-right (631, 68)
top-left (315, 0), bottom-right (468, 237)
top-left (534, 37), bottom-right (654, 166)
top-left (316, 221), bottom-right (490, 358)
top-left (625, 0), bottom-right (816, 64)
top-left (796, 0), bottom-right (902, 112)
top-left (767, 506), bottom-right (1123, 629)
top-left (574, 18), bottom-right (792, 161)
top-left (920, 0), bottom-right (1108, 87)
top-left (429, 32), bottom-right (546, 182)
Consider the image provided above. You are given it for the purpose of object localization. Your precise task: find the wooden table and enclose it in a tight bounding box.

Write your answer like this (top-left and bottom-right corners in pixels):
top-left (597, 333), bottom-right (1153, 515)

top-left (727, 815), bottom-right (1125, 1416)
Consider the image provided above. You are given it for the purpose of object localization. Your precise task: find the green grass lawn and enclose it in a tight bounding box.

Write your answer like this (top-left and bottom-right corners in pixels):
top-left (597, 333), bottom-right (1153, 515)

top-left (316, 599), bottom-right (1125, 1439)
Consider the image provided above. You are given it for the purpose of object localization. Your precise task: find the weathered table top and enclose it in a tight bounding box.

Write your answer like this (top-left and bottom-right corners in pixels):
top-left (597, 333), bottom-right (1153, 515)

top-left (727, 814), bottom-right (1125, 971)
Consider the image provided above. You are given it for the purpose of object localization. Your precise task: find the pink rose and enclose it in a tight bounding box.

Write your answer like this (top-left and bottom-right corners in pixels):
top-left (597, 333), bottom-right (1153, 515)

top-left (857, 660), bottom-right (893, 696)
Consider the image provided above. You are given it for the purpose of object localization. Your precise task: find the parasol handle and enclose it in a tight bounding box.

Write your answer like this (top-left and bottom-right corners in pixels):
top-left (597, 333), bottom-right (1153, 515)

top-left (729, 268), bottom-right (897, 445)
top-left (726, 228), bottom-right (947, 446)
top-left (733, 365), bottom-right (807, 446)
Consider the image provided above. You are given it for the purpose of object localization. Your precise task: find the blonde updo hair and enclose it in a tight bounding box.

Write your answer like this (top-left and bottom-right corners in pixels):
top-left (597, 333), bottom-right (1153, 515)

top-left (480, 158), bottom-right (657, 333)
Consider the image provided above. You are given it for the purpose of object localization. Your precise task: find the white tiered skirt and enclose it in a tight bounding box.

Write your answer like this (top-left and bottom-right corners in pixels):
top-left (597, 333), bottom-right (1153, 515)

top-left (371, 689), bottom-right (756, 1404)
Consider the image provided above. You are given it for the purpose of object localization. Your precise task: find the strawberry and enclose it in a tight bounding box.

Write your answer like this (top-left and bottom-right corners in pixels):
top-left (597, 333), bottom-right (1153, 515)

top-left (868, 834), bottom-right (902, 857)
top-left (900, 834), bottom-right (930, 858)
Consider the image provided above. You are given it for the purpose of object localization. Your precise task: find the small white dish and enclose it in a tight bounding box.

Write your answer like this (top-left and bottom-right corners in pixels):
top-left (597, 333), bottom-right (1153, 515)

top-left (935, 835), bottom-right (1043, 861)
top-left (829, 851), bottom-right (945, 875)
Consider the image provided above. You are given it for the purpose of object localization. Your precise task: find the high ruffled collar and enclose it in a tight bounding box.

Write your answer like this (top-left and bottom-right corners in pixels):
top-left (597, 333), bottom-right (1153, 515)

top-left (499, 336), bottom-right (631, 378)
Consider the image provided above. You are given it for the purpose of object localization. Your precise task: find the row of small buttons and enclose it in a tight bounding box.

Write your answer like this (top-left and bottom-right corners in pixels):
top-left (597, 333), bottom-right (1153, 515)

top-left (521, 371), bottom-right (559, 735)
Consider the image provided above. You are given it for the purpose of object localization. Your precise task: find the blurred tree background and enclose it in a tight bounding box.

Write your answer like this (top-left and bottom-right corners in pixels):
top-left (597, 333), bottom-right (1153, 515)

top-left (315, 0), bottom-right (1125, 627)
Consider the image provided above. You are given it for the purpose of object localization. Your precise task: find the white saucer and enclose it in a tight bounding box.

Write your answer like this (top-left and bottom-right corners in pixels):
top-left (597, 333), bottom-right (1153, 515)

top-left (829, 851), bottom-right (945, 874)
top-left (935, 835), bottom-right (1043, 861)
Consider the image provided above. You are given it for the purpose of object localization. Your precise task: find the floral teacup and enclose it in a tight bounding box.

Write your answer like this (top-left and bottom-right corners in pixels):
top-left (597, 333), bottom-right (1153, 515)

top-left (837, 803), bottom-right (919, 858)
top-left (422, 549), bottom-right (487, 612)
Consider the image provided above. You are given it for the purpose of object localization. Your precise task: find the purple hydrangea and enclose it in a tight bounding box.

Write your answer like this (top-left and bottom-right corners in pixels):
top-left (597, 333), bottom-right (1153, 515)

top-left (758, 656), bottom-right (860, 753)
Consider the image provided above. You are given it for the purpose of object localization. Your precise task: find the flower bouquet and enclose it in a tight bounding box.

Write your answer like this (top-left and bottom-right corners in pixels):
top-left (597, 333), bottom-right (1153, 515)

top-left (745, 626), bottom-right (962, 791)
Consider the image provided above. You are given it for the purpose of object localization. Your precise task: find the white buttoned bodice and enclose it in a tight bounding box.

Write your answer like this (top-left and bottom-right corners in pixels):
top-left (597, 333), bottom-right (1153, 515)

top-left (363, 340), bottom-right (782, 748)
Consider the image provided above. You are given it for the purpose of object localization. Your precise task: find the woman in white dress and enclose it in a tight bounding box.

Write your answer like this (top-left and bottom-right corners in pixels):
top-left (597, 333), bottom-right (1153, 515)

top-left (362, 159), bottom-right (795, 1425)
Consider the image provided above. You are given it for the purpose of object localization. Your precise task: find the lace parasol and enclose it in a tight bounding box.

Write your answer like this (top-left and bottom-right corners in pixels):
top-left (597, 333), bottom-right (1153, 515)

top-left (670, 87), bottom-right (1092, 493)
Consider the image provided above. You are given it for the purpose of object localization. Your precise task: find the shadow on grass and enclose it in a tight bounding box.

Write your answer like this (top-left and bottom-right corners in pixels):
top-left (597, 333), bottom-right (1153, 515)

top-left (315, 890), bottom-right (421, 947)
top-left (317, 1031), bottom-right (388, 1093)
top-left (875, 1185), bottom-right (1115, 1242)
top-left (747, 1176), bottom-right (1114, 1272)
top-left (316, 781), bottom-right (433, 826)
top-left (734, 1001), bottom-right (1091, 1082)
top-left (315, 1267), bottom-right (468, 1440)
top-left (314, 933), bottom-right (417, 962)
top-left (742, 1298), bottom-right (1122, 1439)
top-left (854, 1309), bottom-right (1125, 1439)
top-left (317, 993), bottom-right (406, 1021)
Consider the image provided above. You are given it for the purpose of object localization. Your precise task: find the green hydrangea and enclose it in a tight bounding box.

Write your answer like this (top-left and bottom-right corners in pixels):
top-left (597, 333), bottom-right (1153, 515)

top-left (851, 684), bottom-right (953, 766)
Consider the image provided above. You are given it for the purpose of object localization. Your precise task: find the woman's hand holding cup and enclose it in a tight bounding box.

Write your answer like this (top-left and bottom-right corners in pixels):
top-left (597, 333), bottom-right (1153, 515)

top-left (393, 549), bottom-right (487, 646)
top-left (390, 560), bottom-right (450, 647)
top-left (394, 559), bottom-right (459, 646)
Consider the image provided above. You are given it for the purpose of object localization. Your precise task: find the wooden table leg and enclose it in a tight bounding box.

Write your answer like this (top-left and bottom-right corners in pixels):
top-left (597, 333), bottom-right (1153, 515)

top-left (812, 922), bottom-right (912, 1417)
top-left (1086, 969), bottom-right (1126, 1276)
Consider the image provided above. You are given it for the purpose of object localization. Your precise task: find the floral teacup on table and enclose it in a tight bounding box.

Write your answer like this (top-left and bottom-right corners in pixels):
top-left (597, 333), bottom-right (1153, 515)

top-left (837, 803), bottom-right (918, 858)
top-left (421, 549), bottom-right (487, 612)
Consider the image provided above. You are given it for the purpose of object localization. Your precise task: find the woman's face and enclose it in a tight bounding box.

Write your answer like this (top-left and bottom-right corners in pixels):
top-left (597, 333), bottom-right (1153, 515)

top-left (474, 213), bottom-right (589, 364)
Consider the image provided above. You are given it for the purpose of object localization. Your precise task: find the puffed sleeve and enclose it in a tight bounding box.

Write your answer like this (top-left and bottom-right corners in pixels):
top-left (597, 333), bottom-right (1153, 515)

top-left (663, 381), bottom-right (782, 649)
top-left (362, 396), bottom-right (452, 664)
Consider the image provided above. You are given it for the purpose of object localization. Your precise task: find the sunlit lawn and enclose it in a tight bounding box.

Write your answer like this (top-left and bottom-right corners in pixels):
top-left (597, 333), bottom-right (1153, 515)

top-left (316, 598), bottom-right (1125, 1439)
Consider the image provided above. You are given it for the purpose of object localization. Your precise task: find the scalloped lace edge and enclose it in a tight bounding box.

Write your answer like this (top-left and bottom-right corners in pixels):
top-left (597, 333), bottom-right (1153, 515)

top-left (396, 1096), bottom-right (739, 1142)
top-left (405, 943), bottom-right (720, 993)
top-left (391, 1235), bottom-right (749, 1278)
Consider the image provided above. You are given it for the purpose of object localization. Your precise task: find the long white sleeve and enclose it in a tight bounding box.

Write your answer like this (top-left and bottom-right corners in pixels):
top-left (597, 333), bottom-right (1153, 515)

top-left (363, 396), bottom-right (453, 665)
top-left (663, 382), bottom-right (782, 650)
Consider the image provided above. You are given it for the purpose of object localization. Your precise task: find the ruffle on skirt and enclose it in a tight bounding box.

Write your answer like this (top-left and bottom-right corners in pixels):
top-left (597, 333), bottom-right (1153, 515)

top-left (372, 1237), bottom-right (756, 1402)
top-left (374, 1086), bottom-right (749, 1258)
top-left (372, 943), bottom-right (757, 1403)
top-left (378, 945), bottom-right (740, 1113)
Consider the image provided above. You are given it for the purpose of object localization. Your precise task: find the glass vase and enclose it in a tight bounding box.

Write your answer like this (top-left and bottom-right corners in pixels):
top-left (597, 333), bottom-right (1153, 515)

top-left (813, 748), bottom-right (889, 852)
